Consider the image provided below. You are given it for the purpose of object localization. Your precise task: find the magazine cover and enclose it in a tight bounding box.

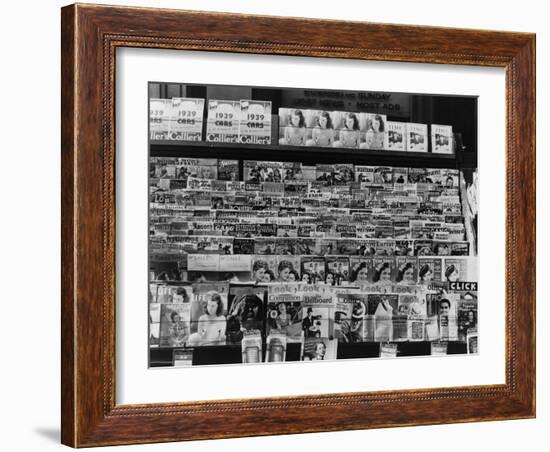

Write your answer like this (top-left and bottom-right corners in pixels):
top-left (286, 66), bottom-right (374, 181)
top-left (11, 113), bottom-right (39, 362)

top-left (266, 285), bottom-right (303, 342)
top-left (355, 165), bottom-right (375, 183)
top-left (174, 158), bottom-right (218, 180)
top-left (369, 257), bottom-right (396, 286)
top-left (226, 284), bottom-right (267, 344)
top-left (443, 257), bottom-right (478, 283)
top-left (315, 164), bottom-right (336, 186)
top-left (244, 160), bottom-right (284, 182)
top-left (333, 164), bottom-right (355, 185)
top-left (159, 303), bottom-right (191, 348)
top-left (325, 256), bottom-right (350, 285)
top-left (359, 113), bottom-right (387, 150)
top-left (302, 337), bottom-right (338, 361)
top-left (398, 294), bottom-right (427, 316)
top-left (305, 109), bottom-right (335, 148)
top-left (386, 121), bottom-right (407, 151)
top-left (407, 167), bottom-right (427, 183)
top-left (333, 111), bottom-right (361, 149)
top-left (188, 283), bottom-right (229, 346)
top-left (417, 257), bottom-right (443, 284)
top-left (373, 166), bottom-right (394, 184)
top-left (275, 256), bottom-right (301, 283)
top-left (239, 100), bottom-right (272, 145)
top-left (431, 124), bottom-right (454, 154)
top-left (392, 167), bottom-right (408, 184)
top-left (301, 287), bottom-right (334, 339)
top-left (406, 123), bottom-right (428, 152)
top-left (300, 256), bottom-right (326, 284)
top-left (152, 283), bottom-right (193, 304)
top-left (368, 294), bottom-right (399, 342)
top-left (428, 293), bottom-right (459, 341)
top-left (233, 238), bottom-right (255, 255)
top-left (149, 98), bottom-right (171, 140)
top-left (251, 255), bottom-right (278, 283)
top-left (457, 291), bottom-right (478, 341)
top-left (467, 328), bottom-right (479, 354)
top-left (168, 97), bottom-right (205, 142)
top-left (395, 256), bottom-right (418, 285)
top-left (346, 292), bottom-right (370, 342)
top-left (278, 108), bottom-right (307, 146)
top-left (332, 290), bottom-right (355, 342)
top-left (206, 99), bottom-right (240, 143)
top-left (349, 257), bottom-right (371, 284)
top-left (217, 159), bottom-right (239, 181)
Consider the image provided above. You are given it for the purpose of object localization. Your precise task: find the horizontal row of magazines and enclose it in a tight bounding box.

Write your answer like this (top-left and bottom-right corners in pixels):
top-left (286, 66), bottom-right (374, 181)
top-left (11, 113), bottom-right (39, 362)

top-left (150, 159), bottom-right (467, 247)
top-left (156, 335), bottom-right (477, 367)
top-left (150, 97), bottom-right (454, 153)
top-left (149, 282), bottom-right (478, 365)
top-left (151, 158), bottom-right (460, 185)
top-left (150, 255), bottom-right (476, 285)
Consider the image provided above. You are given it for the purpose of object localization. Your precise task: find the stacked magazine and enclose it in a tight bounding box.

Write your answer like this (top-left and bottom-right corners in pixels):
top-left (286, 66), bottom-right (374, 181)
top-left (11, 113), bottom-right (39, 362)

top-left (148, 157), bottom-right (478, 366)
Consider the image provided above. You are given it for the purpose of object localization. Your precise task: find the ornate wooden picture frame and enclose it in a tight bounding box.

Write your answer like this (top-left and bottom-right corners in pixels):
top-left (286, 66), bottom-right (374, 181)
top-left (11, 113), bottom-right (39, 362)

top-left (61, 3), bottom-right (535, 447)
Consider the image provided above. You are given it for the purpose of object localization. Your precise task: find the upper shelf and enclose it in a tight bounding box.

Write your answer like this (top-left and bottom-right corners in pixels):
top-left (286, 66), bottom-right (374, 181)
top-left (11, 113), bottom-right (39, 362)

top-left (149, 140), bottom-right (473, 169)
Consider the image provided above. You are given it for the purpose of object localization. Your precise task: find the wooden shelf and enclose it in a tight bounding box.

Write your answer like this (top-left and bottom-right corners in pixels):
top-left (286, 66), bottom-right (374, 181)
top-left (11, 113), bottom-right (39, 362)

top-left (150, 140), bottom-right (460, 169)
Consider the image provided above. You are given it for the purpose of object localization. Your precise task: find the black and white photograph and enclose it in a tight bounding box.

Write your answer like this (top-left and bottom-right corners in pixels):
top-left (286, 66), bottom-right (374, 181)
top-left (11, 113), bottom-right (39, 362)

top-left (148, 82), bottom-right (479, 367)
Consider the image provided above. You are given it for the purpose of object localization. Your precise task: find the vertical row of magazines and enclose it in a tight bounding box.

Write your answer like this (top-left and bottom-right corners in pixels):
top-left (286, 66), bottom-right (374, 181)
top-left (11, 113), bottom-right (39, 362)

top-left (150, 97), bottom-right (455, 153)
top-left (148, 156), bottom-right (478, 367)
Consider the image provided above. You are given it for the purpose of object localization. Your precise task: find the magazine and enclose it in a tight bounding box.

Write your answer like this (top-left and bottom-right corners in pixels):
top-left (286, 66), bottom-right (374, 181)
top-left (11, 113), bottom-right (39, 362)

top-left (149, 98), bottom-right (171, 140)
top-left (266, 285), bottom-right (303, 343)
top-left (159, 303), bottom-right (191, 348)
top-left (360, 113), bottom-right (387, 150)
top-left (417, 257), bottom-right (443, 284)
top-left (300, 256), bottom-right (326, 284)
top-left (431, 124), bottom-right (454, 154)
top-left (244, 160), bottom-right (285, 182)
top-left (395, 256), bottom-right (418, 285)
top-left (239, 100), bottom-right (272, 145)
top-left (467, 328), bottom-right (479, 354)
top-left (369, 257), bottom-right (395, 286)
top-left (355, 165), bottom-right (375, 183)
top-left (325, 256), bottom-right (350, 285)
top-left (406, 123), bottom-right (428, 152)
top-left (334, 111), bottom-right (361, 149)
top-left (168, 97), bottom-right (205, 141)
top-left (368, 294), bottom-right (399, 342)
top-left (386, 121), bottom-right (407, 151)
top-left (217, 159), bottom-right (239, 181)
top-left (457, 291), bottom-right (478, 341)
top-left (305, 109), bottom-right (336, 148)
top-left (301, 286), bottom-right (334, 339)
top-left (302, 337), bottom-right (338, 361)
top-left (278, 108), bottom-right (308, 146)
top-left (206, 99), bottom-right (240, 143)
top-left (188, 283), bottom-right (229, 346)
